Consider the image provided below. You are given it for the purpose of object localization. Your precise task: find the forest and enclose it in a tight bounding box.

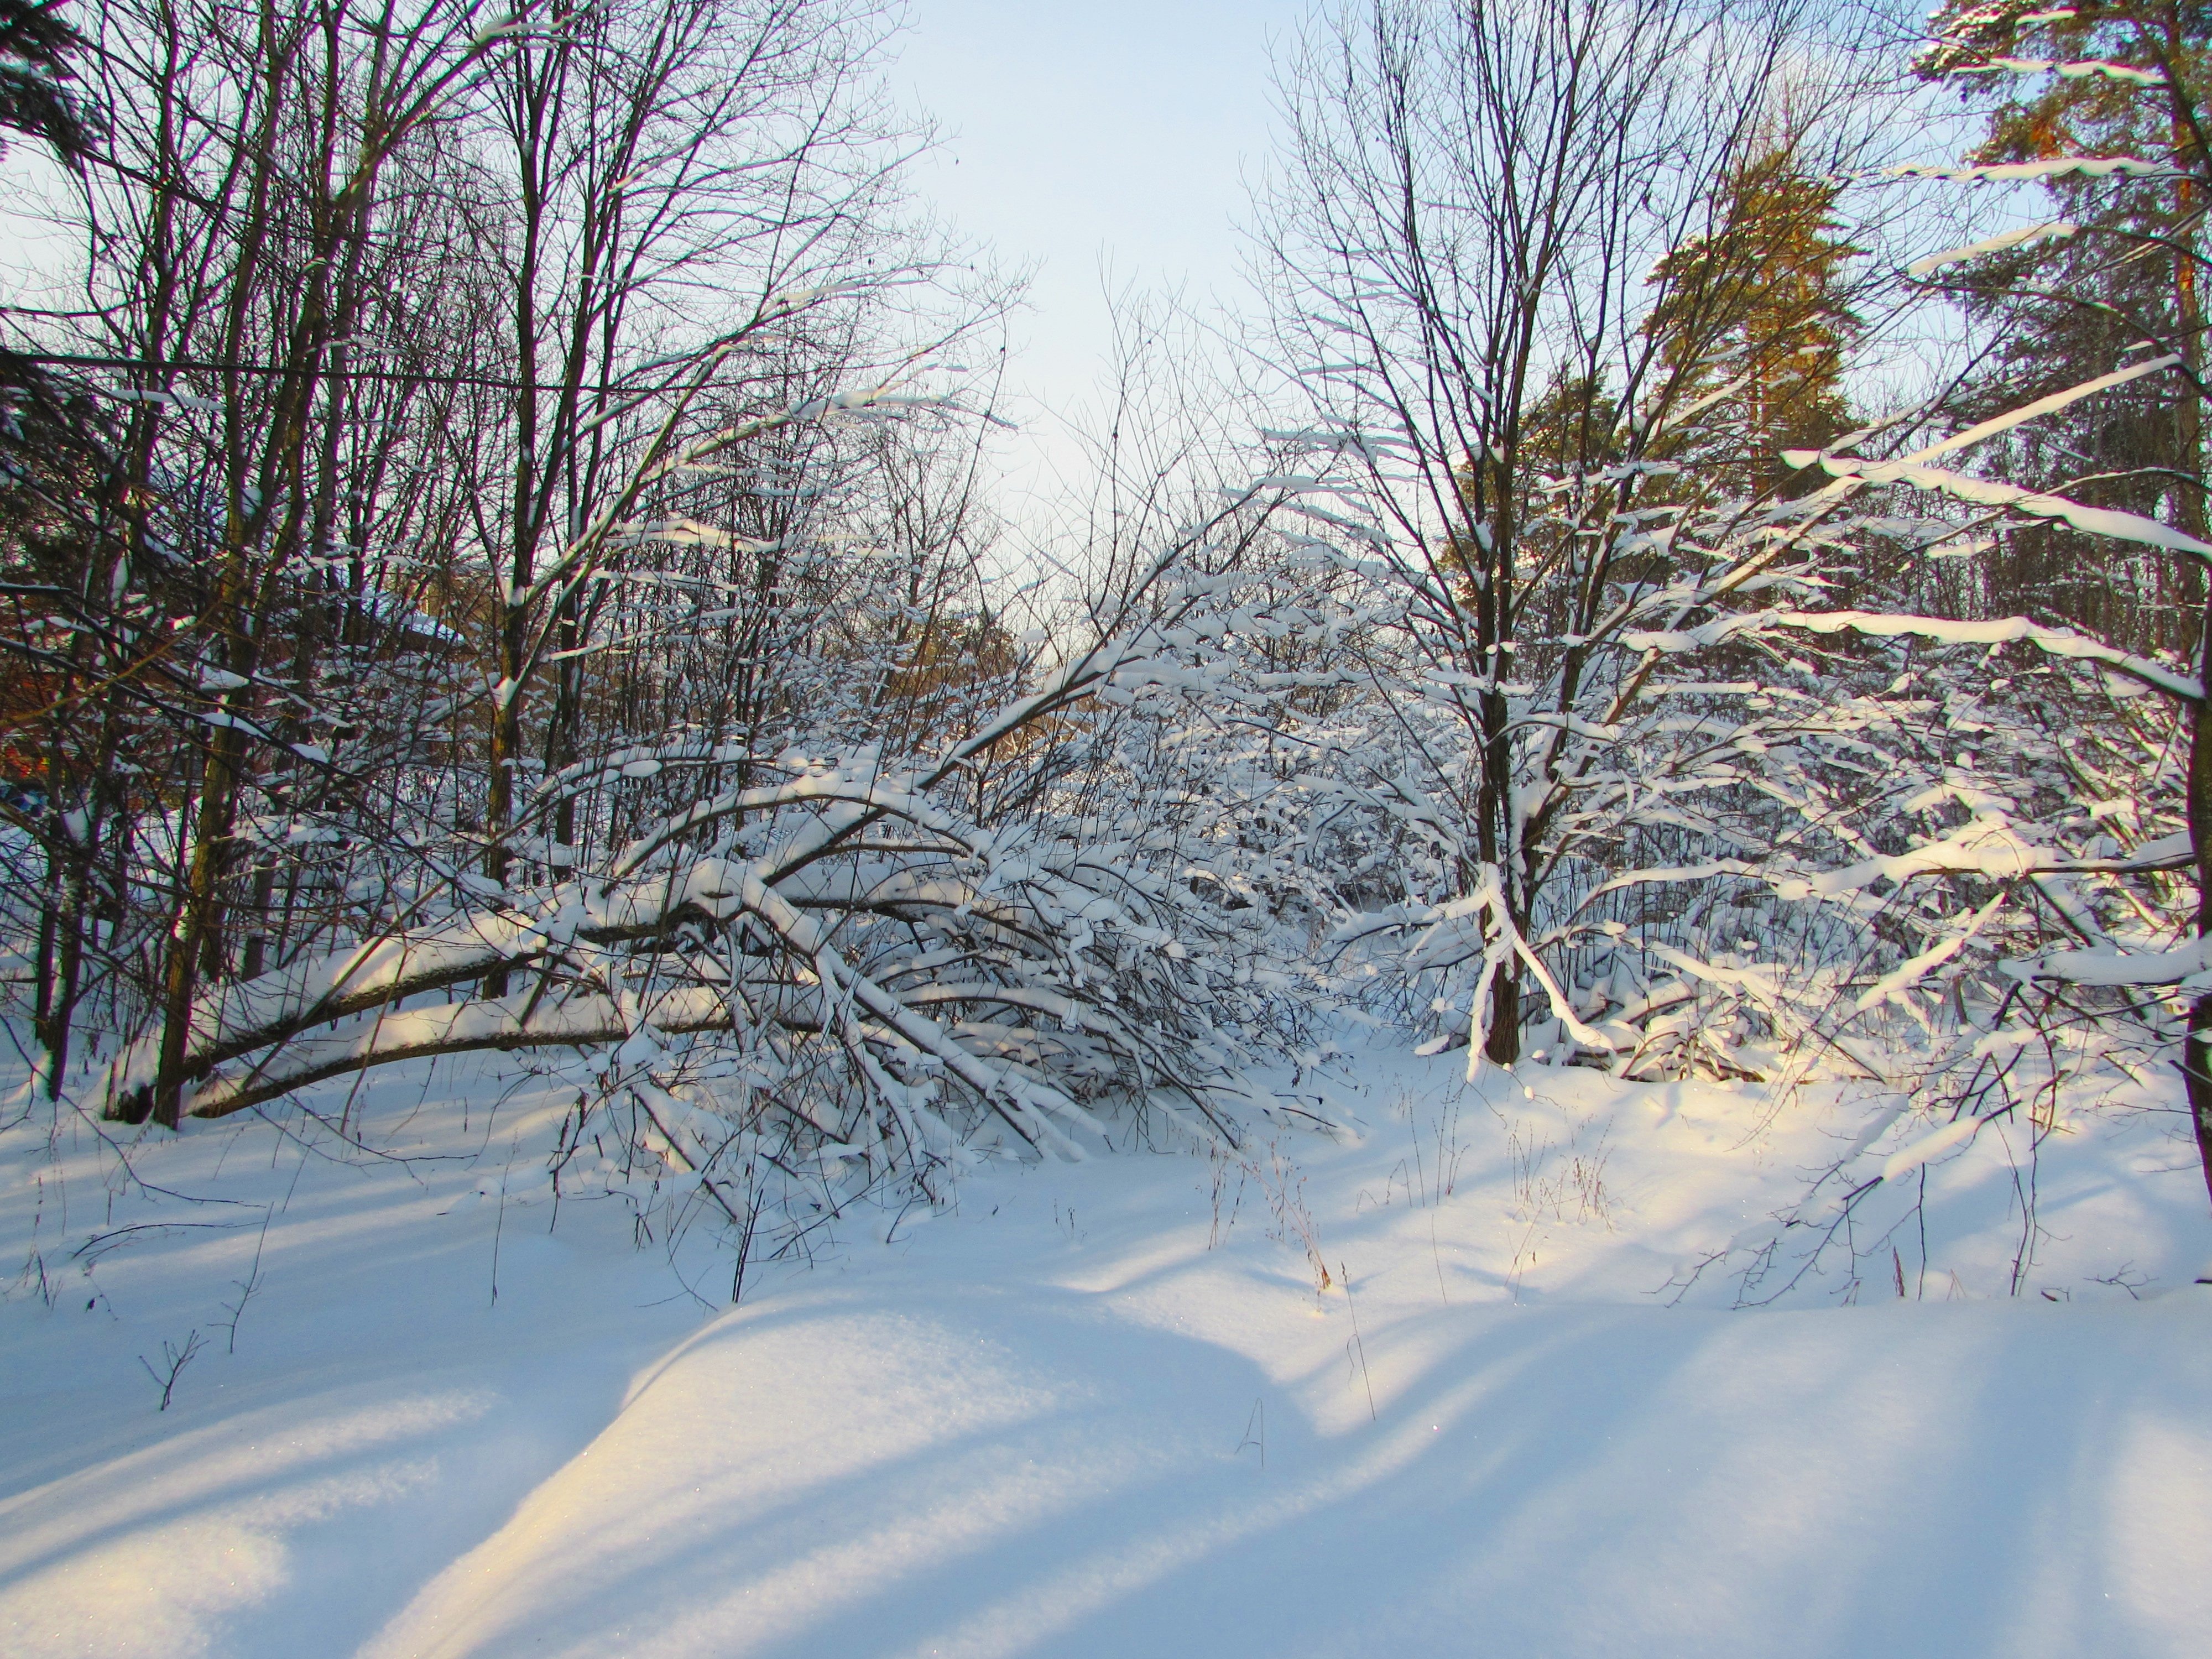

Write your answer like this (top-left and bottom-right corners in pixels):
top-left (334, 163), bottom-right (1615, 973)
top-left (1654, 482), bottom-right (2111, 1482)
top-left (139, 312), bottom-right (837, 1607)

top-left (2, 1), bottom-right (2209, 1655)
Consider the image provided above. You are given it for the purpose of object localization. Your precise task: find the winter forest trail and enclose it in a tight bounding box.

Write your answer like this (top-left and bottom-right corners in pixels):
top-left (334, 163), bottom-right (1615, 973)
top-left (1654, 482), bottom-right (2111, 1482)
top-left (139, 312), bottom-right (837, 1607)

top-left (4, 1047), bottom-right (2211, 1658)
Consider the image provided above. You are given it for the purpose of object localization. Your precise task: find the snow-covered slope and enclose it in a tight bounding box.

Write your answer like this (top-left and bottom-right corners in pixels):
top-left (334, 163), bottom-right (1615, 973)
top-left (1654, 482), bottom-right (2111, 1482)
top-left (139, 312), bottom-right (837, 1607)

top-left (4, 1048), bottom-right (2210, 1658)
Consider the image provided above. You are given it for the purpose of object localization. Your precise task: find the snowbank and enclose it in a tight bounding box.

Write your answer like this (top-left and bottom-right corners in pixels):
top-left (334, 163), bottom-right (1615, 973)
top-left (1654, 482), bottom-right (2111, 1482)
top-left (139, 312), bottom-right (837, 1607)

top-left (3, 1048), bottom-right (2209, 1657)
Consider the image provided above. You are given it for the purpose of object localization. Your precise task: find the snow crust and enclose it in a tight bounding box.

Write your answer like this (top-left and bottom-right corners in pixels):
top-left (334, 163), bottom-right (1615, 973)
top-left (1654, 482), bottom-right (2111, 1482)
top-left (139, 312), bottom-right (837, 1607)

top-left (4, 1044), bottom-right (2210, 1658)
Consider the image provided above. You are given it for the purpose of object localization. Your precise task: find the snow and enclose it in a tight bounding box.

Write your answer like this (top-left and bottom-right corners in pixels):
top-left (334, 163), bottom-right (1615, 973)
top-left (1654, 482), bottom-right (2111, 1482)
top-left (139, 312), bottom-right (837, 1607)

top-left (1960, 56), bottom-right (2169, 86)
top-left (1627, 609), bottom-right (2204, 703)
top-left (1907, 220), bottom-right (2078, 277)
top-left (1809, 460), bottom-right (2212, 562)
top-left (367, 1275), bottom-right (2212, 1659)
top-left (5, 1039), bottom-right (2211, 1658)
top-left (1891, 157), bottom-right (2189, 184)
top-left (2011, 936), bottom-right (2212, 988)
top-left (1879, 1112), bottom-right (1990, 1182)
top-left (1920, 358), bottom-right (2185, 468)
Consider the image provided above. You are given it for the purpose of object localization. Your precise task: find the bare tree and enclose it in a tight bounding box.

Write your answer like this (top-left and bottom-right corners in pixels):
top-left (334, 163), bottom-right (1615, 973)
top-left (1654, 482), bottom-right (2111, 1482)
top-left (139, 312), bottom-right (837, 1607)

top-left (462, 0), bottom-right (932, 920)
top-left (34, 0), bottom-right (529, 1123)
top-left (1251, 0), bottom-right (1884, 1062)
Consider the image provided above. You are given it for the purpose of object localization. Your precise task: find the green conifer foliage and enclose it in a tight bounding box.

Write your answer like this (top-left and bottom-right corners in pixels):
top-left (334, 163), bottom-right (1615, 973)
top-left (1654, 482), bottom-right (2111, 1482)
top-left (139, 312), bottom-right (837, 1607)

top-left (1917, 0), bottom-right (2209, 655)
top-left (1644, 145), bottom-right (1864, 501)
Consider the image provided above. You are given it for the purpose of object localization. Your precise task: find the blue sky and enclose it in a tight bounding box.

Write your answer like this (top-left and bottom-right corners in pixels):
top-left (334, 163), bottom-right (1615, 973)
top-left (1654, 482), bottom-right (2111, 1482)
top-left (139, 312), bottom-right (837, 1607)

top-left (893, 1), bottom-right (1310, 509)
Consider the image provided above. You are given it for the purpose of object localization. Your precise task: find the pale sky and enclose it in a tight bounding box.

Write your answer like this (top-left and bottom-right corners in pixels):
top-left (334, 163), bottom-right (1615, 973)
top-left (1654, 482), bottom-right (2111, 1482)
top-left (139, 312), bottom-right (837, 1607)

top-left (893, 0), bottom-right (1311, 518)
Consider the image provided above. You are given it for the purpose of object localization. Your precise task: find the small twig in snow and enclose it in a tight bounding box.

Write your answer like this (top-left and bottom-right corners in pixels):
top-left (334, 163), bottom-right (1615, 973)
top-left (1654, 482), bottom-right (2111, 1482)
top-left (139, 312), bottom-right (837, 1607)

top-left (1342, 1260), bottom-right (1377, 1422)
top-left (139, 1329), bottom-right (205, 1411)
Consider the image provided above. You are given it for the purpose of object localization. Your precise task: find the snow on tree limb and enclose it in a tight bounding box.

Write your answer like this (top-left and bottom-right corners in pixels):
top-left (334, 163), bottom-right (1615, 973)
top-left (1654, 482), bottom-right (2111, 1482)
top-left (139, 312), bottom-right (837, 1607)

top-left (1782, 357), bottom-right (2182, 484)
top-left (94, 540), bottom-right (1293, 1165)
top-left (179, 985), bottom-right (735, 1121)
top-left (1952, 56), bottom-right (2167, 86)
top-left (2006, 937), bottom-right (2212, 988)
top-left (1625, 610), bottom-right (2203, 702)
top-left (1855, 894), bottom-right (2007, 1011)
top-left (1878, 1113), bottom-right (1991, 1183)
top-left (1890, 157), bottom-right (2188, 183)
top-left (1906, 221), bottom-right (2078, 277)
top-left (1805, 460), bottom-right (2212, 562)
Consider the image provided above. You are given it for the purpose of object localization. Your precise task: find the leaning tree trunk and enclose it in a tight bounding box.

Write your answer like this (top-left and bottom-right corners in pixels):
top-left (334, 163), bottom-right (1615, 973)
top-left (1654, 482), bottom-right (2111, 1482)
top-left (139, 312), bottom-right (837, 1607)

top-left (2187, 644), bottom-right (2212, 1211)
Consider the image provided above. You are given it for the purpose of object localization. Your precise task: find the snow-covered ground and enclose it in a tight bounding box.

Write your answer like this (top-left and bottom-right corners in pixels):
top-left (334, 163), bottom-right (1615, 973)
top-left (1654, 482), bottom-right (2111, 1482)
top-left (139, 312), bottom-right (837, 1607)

top-left (4, 1045), bottom-right (2211, 1658)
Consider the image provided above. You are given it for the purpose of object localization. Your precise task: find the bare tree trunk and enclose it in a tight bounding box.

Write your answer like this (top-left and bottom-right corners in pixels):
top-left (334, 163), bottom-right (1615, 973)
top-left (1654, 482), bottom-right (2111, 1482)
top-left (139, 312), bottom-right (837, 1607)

top-left (2172, 85), bottom-right (2212, 1208)
top-left (2188, 682), bottom-right (2212, 1209)
top-left (2177, 226), bottom-right (2212, 1209)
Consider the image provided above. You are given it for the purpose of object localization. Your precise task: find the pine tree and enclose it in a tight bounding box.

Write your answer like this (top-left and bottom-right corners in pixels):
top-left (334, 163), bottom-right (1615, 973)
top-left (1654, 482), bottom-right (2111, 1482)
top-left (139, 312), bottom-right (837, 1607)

top-left (0, 1), bottom-right (91, 163)
top-left (1917, 0), bottom-right (2209, 656)
top-left (1909, 2), bottom-right (2212, 1209)
top-left (1, 2), bottom-right (93, 399)
top-left (1644, 145), bottom-right (1864, 501)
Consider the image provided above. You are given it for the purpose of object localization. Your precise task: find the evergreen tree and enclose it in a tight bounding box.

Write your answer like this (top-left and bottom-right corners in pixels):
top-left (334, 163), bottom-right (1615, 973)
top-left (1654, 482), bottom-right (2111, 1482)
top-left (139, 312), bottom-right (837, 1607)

top-left (0, 1), bottom-right (90, 163)
top-left (1644, 144), bottom-right (1864, 500)
top-left (1917, 0), bottom-right (2209, 655)
top-left (1906, 2), bottom-right (2212, 1207)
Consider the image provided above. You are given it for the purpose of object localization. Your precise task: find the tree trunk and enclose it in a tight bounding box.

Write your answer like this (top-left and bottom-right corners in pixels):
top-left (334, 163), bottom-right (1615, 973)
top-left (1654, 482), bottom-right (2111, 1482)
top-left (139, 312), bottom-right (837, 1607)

top-left (150, 717), bottom-right (248, 1128)
top-left (2187, 640), bottom-right (2212, 1209)
top-left (2176, 119), bottom-right (2211, 1213)
top-left (1486, 970), bottom-right (1522, 1067)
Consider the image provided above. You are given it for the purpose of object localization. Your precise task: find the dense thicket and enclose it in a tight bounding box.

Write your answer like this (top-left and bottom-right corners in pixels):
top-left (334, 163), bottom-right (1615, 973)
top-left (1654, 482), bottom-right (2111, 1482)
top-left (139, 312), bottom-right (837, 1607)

top-left (1, 0), bottom-right (2208, 1287)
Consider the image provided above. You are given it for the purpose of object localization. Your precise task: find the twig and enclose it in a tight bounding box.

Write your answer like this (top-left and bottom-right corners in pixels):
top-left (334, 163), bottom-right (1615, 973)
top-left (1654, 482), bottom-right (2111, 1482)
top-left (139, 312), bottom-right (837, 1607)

top-left (489, 1136), bottom-right (518, 1308)
top-left (1341, 1259), bottom-right (1377, 1422)
top-left (1236, 1397), bottom-right (1267, 1469)
top-left (731, 1185), bottom-right (760, 1306)
top-left (139, 1329), bottom-right (204, 1411)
